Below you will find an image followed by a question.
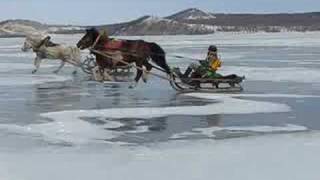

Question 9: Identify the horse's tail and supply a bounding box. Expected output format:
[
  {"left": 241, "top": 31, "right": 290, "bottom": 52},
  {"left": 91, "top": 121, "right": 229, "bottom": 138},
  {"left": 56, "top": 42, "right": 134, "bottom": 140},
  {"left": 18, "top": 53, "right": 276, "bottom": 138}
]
[{"left": 148, "top": 42, "right": 171, "bottom": 74}]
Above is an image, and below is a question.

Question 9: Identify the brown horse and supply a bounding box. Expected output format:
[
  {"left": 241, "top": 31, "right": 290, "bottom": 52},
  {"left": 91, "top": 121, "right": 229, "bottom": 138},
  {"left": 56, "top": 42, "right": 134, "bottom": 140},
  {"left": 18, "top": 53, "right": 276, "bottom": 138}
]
[{"left": 76, "top": 28, "right": 171, "bottom": 87}]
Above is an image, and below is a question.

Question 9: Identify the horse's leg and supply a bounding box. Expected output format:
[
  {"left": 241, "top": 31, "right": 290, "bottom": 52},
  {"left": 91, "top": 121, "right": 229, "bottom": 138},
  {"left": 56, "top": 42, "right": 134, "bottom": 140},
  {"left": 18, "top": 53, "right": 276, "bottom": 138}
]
[
  {"left": 92, "top": 66, "right": 103, "bottom": 82},
  {"left": 72, "top": 66, "right": 78, "bottom": 75},
  {"left": 70, "top": 60, "right": 79, "bottom": 75},
  {"left": 32, "top": 56, "right": 42, "bottom": 74},
  {"left": 103, "top": 68, "right": 114, "bottom": 81},
  {"left": 92, "top": 66, "right": 98, "bottom": 81},
  {"left": 64, "top": 58, "right": 79, "bottom": 75},
  {"left": 98, "top": 67, "right": 105, "bottom": 82},
  {"left": 129, "top": 61, "right": 143, "bottom": 88},
  {"left": 53, "top": 60, "right": 65, "bottom": 74},
  {"left": 142, "top": 60, "right": 153, "bottom": 83}
]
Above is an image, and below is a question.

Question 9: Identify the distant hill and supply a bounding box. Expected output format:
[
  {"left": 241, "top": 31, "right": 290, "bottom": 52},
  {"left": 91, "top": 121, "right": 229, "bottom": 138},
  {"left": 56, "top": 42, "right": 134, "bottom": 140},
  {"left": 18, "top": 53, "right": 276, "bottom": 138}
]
[
  {"left": 99, "top": 15, "right": 215, "bottom": 35},
  {"left": 169, "top": 10, "right": 320, "bottom": 32},
  {"left": 1, "top": 8, "right": 320, "bottom": 37},
  {"left": 98, "top": 9, "right": 320, "bottom": 35},
  {"left": 0, "top": 19, "right": 85, "bottom": 37}
]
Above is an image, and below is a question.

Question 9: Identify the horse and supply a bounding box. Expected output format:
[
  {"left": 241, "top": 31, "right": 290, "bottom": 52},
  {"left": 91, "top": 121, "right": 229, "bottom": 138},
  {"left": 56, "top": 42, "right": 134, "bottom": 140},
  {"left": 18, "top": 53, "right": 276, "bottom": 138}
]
[
  {"left": 76, "top": 28, "right": 171, "bottom": 88},
  {"left": 21, "top": 34, "right": 82, "bottom": 74}
]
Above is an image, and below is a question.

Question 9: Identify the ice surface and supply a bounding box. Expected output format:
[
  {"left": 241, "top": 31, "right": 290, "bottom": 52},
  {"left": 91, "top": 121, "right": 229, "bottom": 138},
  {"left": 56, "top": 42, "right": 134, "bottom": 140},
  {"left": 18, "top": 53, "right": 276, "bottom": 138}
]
[
  {"left": 0, "top": 52, "right": 34, "bottom": 58},
  {"left": 0, "top": 93, "right": 292, "bottom": 145},
  {"left": 128, "top": 32, "right": 320, "bottom": 47},
  {"left": 0, "top": 62, "right": 71, "bottom": 86},
  {"left": 0, "top": 132, "right": 320, "bottom": 180},
  {"left": 0, "top": 32, "right": 319, "bottom": 180},
  {"left": 0, "top": 74, "right": 72, "bottom": 86},
  {"left": 187, "top": 93, "right": 320, "bottom": 99},
  {"left": 0, "top": 45, "right": 22, "bottom": 49},
  {"left": 0, "top": 63, "right": 55, "bottom": 72},
  {"left": 221, "top": 66, "right": 320, "bottom": 83},
  {"left": 0, "top": 93, "right": 296, "bottom": 145}
]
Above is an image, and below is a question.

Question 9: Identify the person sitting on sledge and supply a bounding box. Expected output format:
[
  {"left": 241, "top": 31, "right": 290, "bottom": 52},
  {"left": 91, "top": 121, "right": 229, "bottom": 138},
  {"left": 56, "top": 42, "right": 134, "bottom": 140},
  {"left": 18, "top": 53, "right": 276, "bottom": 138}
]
[{"left": 182, "top": 45, "right": 223, "bottom": 79}]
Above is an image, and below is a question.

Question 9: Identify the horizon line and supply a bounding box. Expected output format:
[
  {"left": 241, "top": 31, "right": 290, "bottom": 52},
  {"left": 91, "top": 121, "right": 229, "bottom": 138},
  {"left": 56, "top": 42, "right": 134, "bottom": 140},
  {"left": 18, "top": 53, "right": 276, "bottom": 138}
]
[{"left": 1, "top": 8, "right": 319, "bottom": 26}]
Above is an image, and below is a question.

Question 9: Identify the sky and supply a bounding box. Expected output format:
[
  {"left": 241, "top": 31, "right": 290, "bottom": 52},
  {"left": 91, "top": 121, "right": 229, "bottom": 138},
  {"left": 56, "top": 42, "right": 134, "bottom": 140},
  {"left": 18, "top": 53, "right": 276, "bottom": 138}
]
[{"left": 0, "top": 0, "right": 319, "bottom": 25}]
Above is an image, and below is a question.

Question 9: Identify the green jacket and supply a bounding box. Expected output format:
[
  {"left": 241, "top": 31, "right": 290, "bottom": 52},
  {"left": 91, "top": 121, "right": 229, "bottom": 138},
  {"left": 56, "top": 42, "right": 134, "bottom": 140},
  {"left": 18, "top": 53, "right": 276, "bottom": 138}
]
[{"left": 198, "top": 60, "right": 222, "bottom": 78}]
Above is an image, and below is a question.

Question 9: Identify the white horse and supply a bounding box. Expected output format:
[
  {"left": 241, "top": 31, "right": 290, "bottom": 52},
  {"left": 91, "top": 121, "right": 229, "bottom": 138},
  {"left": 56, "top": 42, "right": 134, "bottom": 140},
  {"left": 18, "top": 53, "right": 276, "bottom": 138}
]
[{"left": 21, "top": 34, "right": 82, "bottom": 74}]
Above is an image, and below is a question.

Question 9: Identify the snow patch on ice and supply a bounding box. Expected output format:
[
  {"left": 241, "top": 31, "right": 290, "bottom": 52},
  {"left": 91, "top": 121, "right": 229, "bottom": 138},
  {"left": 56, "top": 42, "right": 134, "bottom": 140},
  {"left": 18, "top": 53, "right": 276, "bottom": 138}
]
[
  {"left": 42, "top": 93, "right": 290, "bottom": 120},
  {"left": 197, "top": 124, "right": 307, "bottom": 137},
  {"left": 170, "top": 124, "right": 308, "bottom": 139},
  {"left": 0, "top": 118, "right": 125, "bottom": 145}
]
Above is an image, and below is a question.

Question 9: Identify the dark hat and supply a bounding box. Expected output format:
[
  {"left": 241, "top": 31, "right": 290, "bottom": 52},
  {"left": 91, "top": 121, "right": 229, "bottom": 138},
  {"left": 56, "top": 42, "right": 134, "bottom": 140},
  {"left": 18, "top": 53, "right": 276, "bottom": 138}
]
[{"left": 208, "top": 45, "right": 217, "bottom": 52}]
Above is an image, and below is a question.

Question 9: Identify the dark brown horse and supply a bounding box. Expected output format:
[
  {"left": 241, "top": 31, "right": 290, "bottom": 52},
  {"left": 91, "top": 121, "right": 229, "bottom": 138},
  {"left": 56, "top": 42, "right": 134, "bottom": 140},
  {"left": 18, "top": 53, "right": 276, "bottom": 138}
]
[{"left": 76, "top": 28, "right": 171, "bottom": 87}]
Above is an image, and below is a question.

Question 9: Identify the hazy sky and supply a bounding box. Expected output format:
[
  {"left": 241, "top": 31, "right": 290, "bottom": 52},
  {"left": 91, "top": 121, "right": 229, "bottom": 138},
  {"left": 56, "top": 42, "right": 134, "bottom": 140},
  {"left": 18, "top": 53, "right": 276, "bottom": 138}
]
[{"left": 0, "top": 0, "right": 319, "bottom": 25}]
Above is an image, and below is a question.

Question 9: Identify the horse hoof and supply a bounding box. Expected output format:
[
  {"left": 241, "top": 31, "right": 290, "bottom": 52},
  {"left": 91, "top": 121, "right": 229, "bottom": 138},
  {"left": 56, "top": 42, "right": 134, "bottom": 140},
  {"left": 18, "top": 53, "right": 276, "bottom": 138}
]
[
  {"left": 129, "top": 82, "right": 138, "bottom": 89},
  {"left": 32, "top": 70, "right": 37, "bottom": 74},
  {"left": 53, "top": 71, "right": 59, "bottom": 74},
  {"left": 72, "top": 71, "right": 78, "bottom": 75},
  {"left": 142, "top": 72, "right": 149, "bottom": 83}
]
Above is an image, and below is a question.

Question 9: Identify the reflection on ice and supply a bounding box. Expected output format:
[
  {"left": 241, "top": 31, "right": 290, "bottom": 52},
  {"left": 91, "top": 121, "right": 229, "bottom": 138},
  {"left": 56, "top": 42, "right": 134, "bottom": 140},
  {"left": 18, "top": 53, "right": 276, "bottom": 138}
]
[{"left": 221, "top": 66, "right": 320, "bottom": 83}]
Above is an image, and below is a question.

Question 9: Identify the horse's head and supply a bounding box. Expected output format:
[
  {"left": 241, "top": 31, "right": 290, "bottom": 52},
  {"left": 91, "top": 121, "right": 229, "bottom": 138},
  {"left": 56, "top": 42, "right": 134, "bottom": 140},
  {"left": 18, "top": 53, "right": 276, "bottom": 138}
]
[
  {"left": 77, "top": 28, "right": 100, "bottom": 50},
  {"left": 21, "top": 37, "right": 34, "bottom": 52},
  {"left": 21, "top": 34, "right": 44, "bottom": 52}
]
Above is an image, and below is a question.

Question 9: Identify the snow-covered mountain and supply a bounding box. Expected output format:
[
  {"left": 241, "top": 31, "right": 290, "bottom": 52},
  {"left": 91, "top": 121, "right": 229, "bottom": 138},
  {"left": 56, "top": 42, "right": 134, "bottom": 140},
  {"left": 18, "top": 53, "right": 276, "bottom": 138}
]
[
  {"left": 107, "top": 16, "right": 215, "bottom": 35},
  {"left": 166, "top": 8, "right": 216, "bottom": 21}
]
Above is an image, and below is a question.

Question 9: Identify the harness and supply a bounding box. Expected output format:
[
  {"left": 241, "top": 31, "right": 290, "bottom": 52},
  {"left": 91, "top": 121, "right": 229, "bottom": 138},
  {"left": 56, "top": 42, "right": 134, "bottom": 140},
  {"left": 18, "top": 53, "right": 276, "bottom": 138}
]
[
  {"left": 104, "top": 39, "right": 124, "bottom": 50},
  {"left": 91, "top": 34, "right": 102, "bottom": 49}
]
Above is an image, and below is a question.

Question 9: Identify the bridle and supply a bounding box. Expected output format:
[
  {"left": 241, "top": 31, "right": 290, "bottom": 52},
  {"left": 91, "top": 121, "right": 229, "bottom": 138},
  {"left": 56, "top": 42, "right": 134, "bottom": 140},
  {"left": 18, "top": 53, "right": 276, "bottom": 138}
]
[{"left": 90, "top": 34, "right": 102, "bottom": 50}]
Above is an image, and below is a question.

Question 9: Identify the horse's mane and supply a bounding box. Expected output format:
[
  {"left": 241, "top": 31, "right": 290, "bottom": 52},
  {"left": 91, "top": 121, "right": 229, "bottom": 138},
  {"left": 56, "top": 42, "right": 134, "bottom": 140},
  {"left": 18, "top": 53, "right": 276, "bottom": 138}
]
[
  {"left": 99, "top": 30, "right": 109, "bottom": 40},
  {"left": 25, "top": 32, "right": 47, "bottom": 43},
  {"left": 87, "top": 28, "right": 109, "bottom": 41}
]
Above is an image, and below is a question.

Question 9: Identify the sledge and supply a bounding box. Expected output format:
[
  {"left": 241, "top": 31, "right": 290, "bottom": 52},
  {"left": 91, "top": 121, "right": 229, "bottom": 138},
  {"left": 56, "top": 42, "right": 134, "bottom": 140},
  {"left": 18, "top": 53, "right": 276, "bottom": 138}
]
[{"left": 170, "top": 68, "right": 245, "bottom": 92}]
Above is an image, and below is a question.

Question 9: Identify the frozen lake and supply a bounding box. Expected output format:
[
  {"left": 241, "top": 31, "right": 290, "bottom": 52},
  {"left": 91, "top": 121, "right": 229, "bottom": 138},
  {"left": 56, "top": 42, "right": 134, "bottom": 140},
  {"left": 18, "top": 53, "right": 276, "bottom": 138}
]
[{"left": 0, "top": 32, "right": 320, "bottom": 180}]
